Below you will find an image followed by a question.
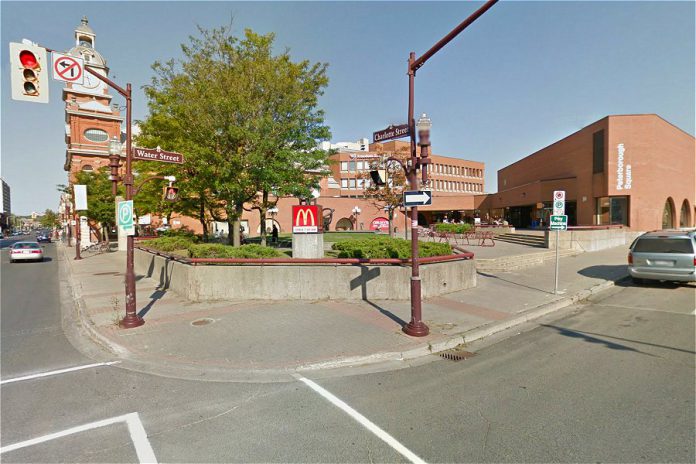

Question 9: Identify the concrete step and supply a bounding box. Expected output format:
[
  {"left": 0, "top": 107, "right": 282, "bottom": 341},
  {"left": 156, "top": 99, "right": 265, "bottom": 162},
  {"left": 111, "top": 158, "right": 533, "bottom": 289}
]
[
  {"left": 494, "top": 233, "right": 547, "bottom": 247},
  {"left": 476, "top": 249, "right": 580, "bottom": 272}
]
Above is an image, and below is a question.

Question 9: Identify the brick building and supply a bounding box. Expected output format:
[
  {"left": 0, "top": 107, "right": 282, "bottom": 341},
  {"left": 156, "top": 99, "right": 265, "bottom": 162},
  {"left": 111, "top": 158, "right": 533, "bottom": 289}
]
[{"left": 476, "top": 114, "right": 695, "bottom": 231}]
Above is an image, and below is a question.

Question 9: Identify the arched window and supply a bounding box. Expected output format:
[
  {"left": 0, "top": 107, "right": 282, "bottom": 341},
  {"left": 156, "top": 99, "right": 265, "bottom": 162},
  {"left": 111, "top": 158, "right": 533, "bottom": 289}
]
[
  {"left": 662, "top": 198, "right": 676, "bottom": 229},
  {"left": 680, "top": 199, "right": 691, "bottom": 228},
  {"left": 335, "top": 218, "right": 353, "bottom": 231},
  {"left": 81, "top": 164, "right": 94, "bottom": 172}
]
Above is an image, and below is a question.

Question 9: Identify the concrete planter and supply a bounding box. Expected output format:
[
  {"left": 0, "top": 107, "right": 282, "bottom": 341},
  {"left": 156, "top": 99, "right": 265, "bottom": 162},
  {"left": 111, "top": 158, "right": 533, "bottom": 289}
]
[
  {"left": 545, "top": 229, "right": 644, "bottom": 252},
  {"left": 135, "top": 248, "right": 477, "bottom": 301}
]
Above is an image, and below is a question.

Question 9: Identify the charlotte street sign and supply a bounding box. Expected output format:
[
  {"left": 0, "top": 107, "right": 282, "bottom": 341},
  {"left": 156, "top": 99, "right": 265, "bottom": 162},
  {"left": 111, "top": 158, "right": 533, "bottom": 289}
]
[
  {"left": 132, "top": 146, "right": 184, "bottom": 164},
  {"left": 403, "top": 190, "right": 432, "bottom": 207},
  {"left": 373, "top": 124, "right": 410, "bottom": 143},
  {"left": 550, "top": 214, "right": 568, "bottom": 230}
]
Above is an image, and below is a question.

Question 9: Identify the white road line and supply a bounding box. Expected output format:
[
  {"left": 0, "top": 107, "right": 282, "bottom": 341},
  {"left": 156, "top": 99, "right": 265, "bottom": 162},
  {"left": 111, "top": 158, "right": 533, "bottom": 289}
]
[
  {"left": 0, "top": 412, "right": 157, "bottom": 463},
  {"left": 0, "top": 361, "right": 120, "bottom": 385},
  {"left": 295, "top": 375, "right": 426, "bottom": 464}
]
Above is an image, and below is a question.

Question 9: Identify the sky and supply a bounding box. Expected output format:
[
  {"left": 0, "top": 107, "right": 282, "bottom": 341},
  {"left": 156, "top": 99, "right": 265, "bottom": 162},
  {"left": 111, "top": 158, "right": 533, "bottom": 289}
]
[{"left": 1, "top": 0, "right": 694, "bottom": 215}]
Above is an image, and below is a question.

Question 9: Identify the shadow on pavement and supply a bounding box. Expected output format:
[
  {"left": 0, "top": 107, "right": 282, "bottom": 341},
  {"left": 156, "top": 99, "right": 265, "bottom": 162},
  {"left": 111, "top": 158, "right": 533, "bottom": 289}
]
[
  {"left": 477, "top": 271, "right": 552, "bottom": 294},
  {"left": 541, "top": 324, "right": 657, "bottom": 357},
  {"left": 577, "top": 264, "right": 628, "bottom": 281},
  {"left": 349, "top": 265, "right": 407, "bottom": 327},
  {"left": 138, "top": 289, "right": 167, "bottom": 318}
]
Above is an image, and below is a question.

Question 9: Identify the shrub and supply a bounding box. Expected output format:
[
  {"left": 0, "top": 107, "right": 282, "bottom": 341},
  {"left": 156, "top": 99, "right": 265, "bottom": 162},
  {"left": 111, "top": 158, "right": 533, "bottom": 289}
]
[
  {"left": 159, "top": 226, "right": 199, "bottom": 242},
  {"left": 332, "top": 236, "right": 451, "bottom": 259},
  {"left": 142, "top": 237, "right": 195, "bottom": 253},
  {"left": 188, "top": 243, "right": 285, "bottom": 259},
  {"left": 433, "top": 223, "right": 472, "bottom": 234}
]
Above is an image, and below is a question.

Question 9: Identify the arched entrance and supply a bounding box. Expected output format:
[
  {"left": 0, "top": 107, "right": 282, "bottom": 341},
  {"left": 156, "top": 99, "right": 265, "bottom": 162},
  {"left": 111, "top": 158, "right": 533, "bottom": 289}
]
[
  {"left": 335, "top": 218, "right": 353, "bottom": 231},
  {"left": 662, "top": 198, "right": 676, "bottom": 229},
  {"left": 257, "top": 219, "right": 280, "bottom": 234},
  {"left": 680, "top": 199, "right": 691, "bottom": 228}
]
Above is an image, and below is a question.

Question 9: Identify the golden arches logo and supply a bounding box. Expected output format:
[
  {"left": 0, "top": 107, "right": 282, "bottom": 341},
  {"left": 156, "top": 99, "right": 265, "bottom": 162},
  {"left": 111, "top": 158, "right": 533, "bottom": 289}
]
[{"left": 295, "top": 208, "right": 316, "bottom": 226}]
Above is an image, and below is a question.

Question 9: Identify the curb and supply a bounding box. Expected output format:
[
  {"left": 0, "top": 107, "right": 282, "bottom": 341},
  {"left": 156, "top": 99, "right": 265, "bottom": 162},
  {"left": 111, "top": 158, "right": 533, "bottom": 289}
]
[{"left": 58, "top": 244, "right": 130, "bottom": 358}]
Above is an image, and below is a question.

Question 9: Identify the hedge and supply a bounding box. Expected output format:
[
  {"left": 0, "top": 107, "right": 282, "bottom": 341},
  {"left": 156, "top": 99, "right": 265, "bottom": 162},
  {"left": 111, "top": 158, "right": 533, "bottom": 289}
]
[
  {"left": 332, "top": 236, "right": 451, "bottom": 259},
  {"left": 142, "top": 237, "right": 195, "bottom": 253},
  {"left": 188, "top": 244, "right": 285, "bottom": 259},
  {"left": 432, "top": 223, "right": 473, "bottom": 234}
]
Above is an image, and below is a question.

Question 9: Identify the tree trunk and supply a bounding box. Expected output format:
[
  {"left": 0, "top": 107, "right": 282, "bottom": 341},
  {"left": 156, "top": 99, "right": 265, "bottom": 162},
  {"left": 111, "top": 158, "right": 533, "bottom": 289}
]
[
  {"left": 388, "top": 210, "right": 394, "bottom": 238},
  {"left": 259, "top": 191, "right": 269, "bottom": 247},
  {"left": 198, "top": 197, "right": 208, "bottom": 241}
]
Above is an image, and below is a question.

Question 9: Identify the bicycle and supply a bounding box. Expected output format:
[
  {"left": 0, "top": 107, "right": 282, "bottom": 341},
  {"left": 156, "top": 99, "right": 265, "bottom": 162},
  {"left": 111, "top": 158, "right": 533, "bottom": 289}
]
[{"left": 82, "top": 241, "right": 112, "bottom": 254}]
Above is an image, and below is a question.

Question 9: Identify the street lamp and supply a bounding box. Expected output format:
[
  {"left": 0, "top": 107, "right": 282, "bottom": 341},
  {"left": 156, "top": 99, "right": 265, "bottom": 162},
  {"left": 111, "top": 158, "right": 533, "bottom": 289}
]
[
  {"left": 352, "top": 206, "right": 361, "bottom": 230},
  {"left": 108, "top": 136, "right": 122, "bottom": 196},
  {"left": 416, "top": 113, "right": 432, "bottom": 185}
]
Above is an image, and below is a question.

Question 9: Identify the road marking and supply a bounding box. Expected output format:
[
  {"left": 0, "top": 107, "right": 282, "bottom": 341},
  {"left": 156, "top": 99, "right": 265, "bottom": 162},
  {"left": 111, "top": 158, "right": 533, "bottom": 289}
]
[
  {"left": 0, "top": 412, "right": 157, "bottom": 463},
  {"left": 596, "top": 303, "right": 695, "bottom": 316},
  {"left": 295, "top": 375, "right": 426, "bottom": 464},
  {"left": 0, "top": 361, "right": 120, "bottom": 385}
]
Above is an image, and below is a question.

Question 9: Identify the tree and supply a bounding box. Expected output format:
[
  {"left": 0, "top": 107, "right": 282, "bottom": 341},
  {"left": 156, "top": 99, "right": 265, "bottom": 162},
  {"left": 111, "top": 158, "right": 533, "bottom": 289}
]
[
  {"left": 360, "top": 146, "right": 410, "bottom": 237},
  {"left": 138, "top": 25, "right": 331, "bottom": 246},
  {"left": 39, "top": 209, "right": 60, "bottom": 229}
]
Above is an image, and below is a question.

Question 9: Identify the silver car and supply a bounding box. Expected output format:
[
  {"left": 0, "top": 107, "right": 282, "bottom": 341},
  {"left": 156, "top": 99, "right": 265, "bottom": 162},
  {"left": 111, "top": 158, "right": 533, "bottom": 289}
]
[
  {"left": 9, "top": 241, "right": 44, "bottom": 263},
  {"left": 628, "top": 230, "right": 696, "bottom": 283}
]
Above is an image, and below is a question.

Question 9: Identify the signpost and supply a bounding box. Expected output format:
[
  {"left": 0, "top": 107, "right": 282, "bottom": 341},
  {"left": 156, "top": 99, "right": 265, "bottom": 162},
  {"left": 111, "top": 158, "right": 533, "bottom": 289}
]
[
  {"left": 132, "top": 146, "right": 184, "bottom": 164},
  {"left": 552, "top": 191, "right": 566, "bottom": 294},
  {"left": 117, "top": 200, "right": 135, "bottom": 236},
  {"left": 372, "top": 124, "right": 410, "bottom": 143},
  {"left": 52, "top": 52, "right": 84, "bottom": 84},
  {"left": 403, "top": 190, "right": 432, "bottom": 207}
]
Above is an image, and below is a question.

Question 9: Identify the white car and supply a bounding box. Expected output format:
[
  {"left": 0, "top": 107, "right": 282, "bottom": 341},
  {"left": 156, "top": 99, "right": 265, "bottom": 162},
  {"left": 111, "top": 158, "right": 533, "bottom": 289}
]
[{"left": 9, "top": 241, "right": 44, "bottom": 263}]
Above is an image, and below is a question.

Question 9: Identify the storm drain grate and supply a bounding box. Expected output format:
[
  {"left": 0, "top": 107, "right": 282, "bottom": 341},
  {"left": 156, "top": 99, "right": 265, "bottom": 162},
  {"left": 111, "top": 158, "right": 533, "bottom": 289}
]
[
  {"left": 439, "top": 345, "right": 477, "bottom": 362},
  {"left": 191, "top": 318, "right": 215, "bottom": 327}
]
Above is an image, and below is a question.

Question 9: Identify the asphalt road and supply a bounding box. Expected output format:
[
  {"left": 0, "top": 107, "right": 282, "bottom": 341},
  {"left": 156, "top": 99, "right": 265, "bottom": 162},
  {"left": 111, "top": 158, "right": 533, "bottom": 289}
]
[{"left": 1, "top": 244, "right": 694, "bottom": 463}]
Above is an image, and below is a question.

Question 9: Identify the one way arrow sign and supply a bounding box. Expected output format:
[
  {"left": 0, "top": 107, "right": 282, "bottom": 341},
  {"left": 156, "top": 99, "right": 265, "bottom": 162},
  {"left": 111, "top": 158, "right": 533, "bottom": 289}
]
[{"left": 403, "top": 190, "right": 432, "bottom": 207}]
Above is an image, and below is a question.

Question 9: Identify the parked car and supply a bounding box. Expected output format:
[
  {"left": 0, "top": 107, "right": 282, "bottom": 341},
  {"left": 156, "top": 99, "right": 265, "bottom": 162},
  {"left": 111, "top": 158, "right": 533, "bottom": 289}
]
[
  {"left": 628, "top": 230, "right": 696, "bottom": 283},
  {"left": 9, "top": 241, "right": 44, "bottom": 263}
]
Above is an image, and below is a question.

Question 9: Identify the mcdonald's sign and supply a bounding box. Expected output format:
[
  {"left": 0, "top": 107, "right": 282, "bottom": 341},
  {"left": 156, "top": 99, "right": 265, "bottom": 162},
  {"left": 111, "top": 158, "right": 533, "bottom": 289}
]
[{"left": 292, "top": 205, "right": 320, "bottom": 233}]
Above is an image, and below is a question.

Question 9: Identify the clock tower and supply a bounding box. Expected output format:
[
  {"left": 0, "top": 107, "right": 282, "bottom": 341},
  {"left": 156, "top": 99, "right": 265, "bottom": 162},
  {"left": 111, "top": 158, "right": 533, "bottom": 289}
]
[{"left": 63, "top": 16, "right": 123, "bottom": 181}]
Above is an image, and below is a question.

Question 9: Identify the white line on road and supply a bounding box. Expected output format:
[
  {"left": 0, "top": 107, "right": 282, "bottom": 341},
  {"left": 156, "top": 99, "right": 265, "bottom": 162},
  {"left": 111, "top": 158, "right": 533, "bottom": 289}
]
[
  {"left": 295, "top": 375, "right": 426, "bottom": 464},
  {"left": 0, "top": 412, "right": 157, "bottom": 463},
  {"left": 0, "top": 361, "right": 120, "bottom": 385}
]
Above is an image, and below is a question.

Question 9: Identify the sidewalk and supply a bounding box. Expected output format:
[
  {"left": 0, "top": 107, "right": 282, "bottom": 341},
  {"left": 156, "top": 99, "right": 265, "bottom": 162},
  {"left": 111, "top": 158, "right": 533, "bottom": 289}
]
[{"left": 59, "top": 243, "right": 629, "bottom": 382}]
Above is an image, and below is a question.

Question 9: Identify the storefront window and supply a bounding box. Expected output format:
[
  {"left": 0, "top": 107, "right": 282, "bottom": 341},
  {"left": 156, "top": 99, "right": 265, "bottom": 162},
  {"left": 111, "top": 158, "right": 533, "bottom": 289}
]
[{"left": 596, "top": 196, "right": 628, "bottom": 226}]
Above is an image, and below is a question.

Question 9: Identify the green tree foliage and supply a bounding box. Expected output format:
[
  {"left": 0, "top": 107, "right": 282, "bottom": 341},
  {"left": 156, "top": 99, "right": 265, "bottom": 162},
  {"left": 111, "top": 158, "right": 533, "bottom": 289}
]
[
  {"left": 39, "top": 209, "right": 60, "bottom": 228},
  {"left": 137, "top": 25, "right": 331, "bottom": 246}
]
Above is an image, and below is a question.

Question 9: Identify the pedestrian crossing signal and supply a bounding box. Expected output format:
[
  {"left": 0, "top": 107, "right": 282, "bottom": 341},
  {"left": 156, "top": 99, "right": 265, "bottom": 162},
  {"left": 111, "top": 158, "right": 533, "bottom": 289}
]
[{"left": 163, "top": 186, "right": 179, "bottom": 202}]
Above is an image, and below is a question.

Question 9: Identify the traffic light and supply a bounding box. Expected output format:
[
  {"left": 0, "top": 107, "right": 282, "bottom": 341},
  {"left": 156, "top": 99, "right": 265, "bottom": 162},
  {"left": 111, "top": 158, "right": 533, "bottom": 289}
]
[
  {"left": 9, "top": 42, "right": 49, "bottom": 103},
  {"left": 163, "top": 186, "right": 179, "bottom": 202}
]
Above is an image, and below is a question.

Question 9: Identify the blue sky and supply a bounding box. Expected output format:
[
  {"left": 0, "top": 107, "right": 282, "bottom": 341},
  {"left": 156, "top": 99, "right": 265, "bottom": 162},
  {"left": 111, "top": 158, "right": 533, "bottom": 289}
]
[{"left": 2, "top": 1, "right": 694, "bottom": 215}]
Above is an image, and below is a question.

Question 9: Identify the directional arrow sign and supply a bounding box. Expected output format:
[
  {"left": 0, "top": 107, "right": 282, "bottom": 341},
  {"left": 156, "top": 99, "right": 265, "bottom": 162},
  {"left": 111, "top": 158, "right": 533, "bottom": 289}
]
[{"left": 403, "top": 190, "right": 432, "bottom": 207}]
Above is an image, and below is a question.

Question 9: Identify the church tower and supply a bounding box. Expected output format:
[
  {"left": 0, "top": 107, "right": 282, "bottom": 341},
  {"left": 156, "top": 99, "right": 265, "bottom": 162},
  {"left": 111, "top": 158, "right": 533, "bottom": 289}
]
[{"left": 63, "top": 16, "right": 123, "bottom": 181}]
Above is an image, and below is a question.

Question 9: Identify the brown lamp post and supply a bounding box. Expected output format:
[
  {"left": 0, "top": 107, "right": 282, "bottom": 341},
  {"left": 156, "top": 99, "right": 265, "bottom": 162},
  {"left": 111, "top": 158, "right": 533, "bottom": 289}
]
[
  {"left": 402, "top": 0, "right": 498, "bottom": 336},
  {"left": 108, "top": 136, "right": 122, "bottom": 196}
]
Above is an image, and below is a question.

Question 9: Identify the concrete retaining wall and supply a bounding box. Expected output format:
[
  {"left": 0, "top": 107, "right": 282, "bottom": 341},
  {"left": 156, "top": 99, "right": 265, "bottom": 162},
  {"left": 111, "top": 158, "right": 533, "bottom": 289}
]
[
  {"left": 545, "top": 229, "right": 644, "bottom": 252},
  {"left": 135, "top": 249, "right": 477, "bottom": 301}
]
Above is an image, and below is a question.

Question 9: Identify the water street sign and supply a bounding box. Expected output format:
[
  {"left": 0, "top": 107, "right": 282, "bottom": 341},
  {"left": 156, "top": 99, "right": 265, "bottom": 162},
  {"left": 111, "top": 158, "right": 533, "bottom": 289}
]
[
  {"left": 132, "top": 146, "right": 184, "bottom": 164},
  {"left": 550, "top": 214, "right": 568, "bottom": 230},
  {"left": 373, "top": 124, "right": 410, "bottom": 143},
  {"left": 403, "top": 190, "right": 432, "bottom": 207}
]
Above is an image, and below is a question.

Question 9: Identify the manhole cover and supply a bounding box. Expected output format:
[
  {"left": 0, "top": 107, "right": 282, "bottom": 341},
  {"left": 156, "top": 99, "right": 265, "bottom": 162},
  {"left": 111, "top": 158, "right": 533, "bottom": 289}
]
[
  {"left": 438, "top": 345, "right": 477, "bottom": 362},
  {"left": 191, "top": 318, "right": 215, "bottom": 327}
]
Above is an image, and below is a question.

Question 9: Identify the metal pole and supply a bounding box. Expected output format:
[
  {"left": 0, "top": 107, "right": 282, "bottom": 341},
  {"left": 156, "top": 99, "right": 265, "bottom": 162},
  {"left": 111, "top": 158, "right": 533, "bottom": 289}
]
[
  {"left": 120, "top": 83, "right": 144, "bottom": 329},
  {"left": 554, "top": 229, "right": 559, "bottom": 294},
  {"left": 74, "top": 210, "right": 81, "bottom": 260},
  {"left": 403, "top": 52, "right": 429, "bottom": 337}
]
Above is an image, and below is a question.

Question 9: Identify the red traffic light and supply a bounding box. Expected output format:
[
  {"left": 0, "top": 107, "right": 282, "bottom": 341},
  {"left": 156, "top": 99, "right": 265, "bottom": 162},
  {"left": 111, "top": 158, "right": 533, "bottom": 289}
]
[{"left": 19, "top": 50, "right": 39, "bottom": 69}]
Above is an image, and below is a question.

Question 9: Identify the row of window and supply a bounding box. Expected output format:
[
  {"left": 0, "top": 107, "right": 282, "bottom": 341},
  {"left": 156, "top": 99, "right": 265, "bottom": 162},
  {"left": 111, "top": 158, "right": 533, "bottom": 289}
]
[
  {"left": 339, "top": 160, "right": 483, "bottom": 178},
  {"left": 432, "top": 180, "right": 483, "bottom": 192}
]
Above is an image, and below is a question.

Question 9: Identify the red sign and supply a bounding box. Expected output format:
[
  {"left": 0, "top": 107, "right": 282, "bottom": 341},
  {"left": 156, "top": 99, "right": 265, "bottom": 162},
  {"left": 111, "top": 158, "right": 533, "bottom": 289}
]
[
  {"left": 292, "top": 205, "right": 320, "bottom": 233},
  {"left": 132, "top": 147, "right": 184, "bottom": 164},
  {"left": 370, "top": 217, "right": 389, "bottom": 231}
]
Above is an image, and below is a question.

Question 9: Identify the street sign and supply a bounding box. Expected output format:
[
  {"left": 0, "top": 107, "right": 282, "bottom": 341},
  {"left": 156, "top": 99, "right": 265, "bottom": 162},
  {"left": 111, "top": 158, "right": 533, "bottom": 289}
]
[
  {"left": 52, "top": 52, "right": 84, "bottom": 84},
  {"left": 403, "top": 190, "right": 432, "bottom": 207},
  {"left": 132, "top": 146, "right": 184, "bottom": 164},
  {"left": 292, "top": 205, "right": 320, "bottom": 233},
  {"left": 549, "top": 214, "right": 568, "bottom": 230},
  {"left": 117, "top": 200, "right": 134, "bottom": 236},
  {"left": 553, "top": 190, "right": 565, "bottom": 216},
  {"left": 373, "top": 124, "right": 410, "bottom": 143}
]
